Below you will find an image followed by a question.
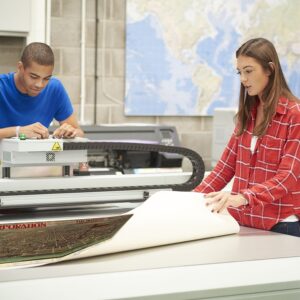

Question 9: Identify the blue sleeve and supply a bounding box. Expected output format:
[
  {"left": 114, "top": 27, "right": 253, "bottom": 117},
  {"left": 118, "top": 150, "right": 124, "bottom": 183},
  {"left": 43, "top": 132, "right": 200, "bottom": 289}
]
[{"left": 52, "top": 79, "right": 74, "bottom": 122}]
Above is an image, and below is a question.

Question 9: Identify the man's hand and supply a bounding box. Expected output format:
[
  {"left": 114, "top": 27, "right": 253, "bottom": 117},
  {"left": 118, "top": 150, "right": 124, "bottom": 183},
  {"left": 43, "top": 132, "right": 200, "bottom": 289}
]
[
  {"left": 52, "top": 123, "right": 80, "bottom": 138},
  {"left": 19, "top": 122, "right": 49, "bottom": 139},
  {"left": 204, "top": 191, "right": 248, "bottom": 213}
]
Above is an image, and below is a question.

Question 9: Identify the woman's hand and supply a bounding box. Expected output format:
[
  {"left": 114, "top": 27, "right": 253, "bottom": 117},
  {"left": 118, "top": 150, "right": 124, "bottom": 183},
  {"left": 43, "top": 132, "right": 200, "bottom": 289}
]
[{"left": 204, "top": 191, "right": 248, "bottom": 213}]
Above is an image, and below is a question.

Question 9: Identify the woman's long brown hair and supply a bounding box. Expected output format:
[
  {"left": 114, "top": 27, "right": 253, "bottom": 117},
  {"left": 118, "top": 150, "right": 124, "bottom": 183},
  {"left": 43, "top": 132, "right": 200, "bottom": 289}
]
[{"left": 235, "top": 38, "right": 297, "bottom": 136}]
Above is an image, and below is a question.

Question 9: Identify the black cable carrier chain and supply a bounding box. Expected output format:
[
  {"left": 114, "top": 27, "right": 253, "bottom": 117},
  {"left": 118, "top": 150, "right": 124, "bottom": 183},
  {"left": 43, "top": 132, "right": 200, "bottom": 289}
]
[{"left": 0, "top": 141, "right": 205, "bottom": 196}]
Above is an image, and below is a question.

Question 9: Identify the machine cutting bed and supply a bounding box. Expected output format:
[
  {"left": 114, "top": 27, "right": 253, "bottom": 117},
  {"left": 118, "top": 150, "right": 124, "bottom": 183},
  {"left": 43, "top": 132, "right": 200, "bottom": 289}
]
[{"left": 0, "top": 137, "right": 205, "bottom": 210}]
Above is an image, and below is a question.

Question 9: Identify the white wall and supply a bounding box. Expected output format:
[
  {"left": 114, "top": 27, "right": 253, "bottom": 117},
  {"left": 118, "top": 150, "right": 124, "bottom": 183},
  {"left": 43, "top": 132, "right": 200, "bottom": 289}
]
[
  {"left": 0, "top": 0, "right": 30, "bottom": 36},
  {"left": 0, "top": 0, "right": 47, "bottom": 43}
]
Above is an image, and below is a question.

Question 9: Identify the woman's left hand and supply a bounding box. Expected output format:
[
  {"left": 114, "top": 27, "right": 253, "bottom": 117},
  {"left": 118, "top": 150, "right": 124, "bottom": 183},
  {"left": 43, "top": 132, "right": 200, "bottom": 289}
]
[{"left": 204, "top": 191, "right": 248, "bottom": 213}]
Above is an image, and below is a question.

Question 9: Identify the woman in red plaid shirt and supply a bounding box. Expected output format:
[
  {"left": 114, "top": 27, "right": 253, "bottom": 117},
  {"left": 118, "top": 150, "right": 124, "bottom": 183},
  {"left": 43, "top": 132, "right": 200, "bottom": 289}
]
[{"left": 194, "top": 38, "right": 300, "bottom": 237}]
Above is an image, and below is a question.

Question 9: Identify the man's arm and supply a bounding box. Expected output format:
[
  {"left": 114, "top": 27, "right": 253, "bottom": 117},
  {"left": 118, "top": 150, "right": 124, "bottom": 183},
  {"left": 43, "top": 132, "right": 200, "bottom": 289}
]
[
  {"left": 0, "top": 127, "right": 19, "bottom": 139},
  {"left": 52, "top": 113, "right": 84, "bottom": 138},
  {"left": 0, "top": 123, "right": 49, "bottom": 139}
]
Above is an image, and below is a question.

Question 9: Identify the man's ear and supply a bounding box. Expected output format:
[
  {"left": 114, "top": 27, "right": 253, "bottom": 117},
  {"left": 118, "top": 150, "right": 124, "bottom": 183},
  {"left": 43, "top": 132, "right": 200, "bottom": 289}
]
[{"left": 17, "top": 61, "right": 24, "bottom": 72}]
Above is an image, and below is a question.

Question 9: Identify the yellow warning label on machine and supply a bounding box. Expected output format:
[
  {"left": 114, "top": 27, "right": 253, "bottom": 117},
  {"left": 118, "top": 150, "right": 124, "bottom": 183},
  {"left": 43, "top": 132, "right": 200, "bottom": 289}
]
[{"left": 52, "top": 142, "right": 62, "bottom": 151}]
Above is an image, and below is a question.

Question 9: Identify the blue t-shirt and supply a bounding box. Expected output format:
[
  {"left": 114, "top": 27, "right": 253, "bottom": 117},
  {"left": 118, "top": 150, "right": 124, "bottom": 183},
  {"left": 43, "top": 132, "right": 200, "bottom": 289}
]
[{"left": 0, "top": 72, "right": 73, "bottom": 128}]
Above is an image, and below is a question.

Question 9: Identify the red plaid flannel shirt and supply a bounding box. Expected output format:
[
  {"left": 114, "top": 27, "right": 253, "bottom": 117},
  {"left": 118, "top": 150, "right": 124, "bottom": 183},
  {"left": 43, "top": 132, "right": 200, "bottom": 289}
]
[{"left": 195, "top": 97, "right": 300, "bottom": 230}]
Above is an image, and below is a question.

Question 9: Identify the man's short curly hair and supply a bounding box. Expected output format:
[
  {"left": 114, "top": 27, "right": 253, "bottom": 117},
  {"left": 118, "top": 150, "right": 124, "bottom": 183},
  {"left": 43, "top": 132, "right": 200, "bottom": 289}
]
[{"left": 21, "top": 42, "right": 54, "bottom": 68}]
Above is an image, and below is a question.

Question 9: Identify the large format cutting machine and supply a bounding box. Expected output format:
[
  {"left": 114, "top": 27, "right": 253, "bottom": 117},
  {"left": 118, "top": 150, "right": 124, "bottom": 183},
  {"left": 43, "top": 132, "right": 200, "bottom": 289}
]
[{"left": 0, "top": 132, "right": 204, "bottom": 210}]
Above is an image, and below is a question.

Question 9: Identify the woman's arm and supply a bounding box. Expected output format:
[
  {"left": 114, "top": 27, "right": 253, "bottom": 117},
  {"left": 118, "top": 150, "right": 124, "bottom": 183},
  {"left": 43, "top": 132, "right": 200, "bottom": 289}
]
[{"left": 194, "top": 131, "right": 238, "bottom": 193}]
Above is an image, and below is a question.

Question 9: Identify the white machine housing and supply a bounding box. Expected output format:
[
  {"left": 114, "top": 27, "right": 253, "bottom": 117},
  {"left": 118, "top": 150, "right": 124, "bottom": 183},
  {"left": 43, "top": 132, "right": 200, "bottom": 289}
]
[
  {"left": 0, "top": 137, "right": 191, "bottom": 209},
  {"left": 0, "top": 137, "right": 87, "bottom": 178}
]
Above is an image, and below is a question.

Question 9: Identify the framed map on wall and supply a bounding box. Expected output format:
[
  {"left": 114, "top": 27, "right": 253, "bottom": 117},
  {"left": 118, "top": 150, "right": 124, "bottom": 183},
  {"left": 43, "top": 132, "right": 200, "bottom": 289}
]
[{"left": 125, "top": 0, "right": 300, "bottom": 116}]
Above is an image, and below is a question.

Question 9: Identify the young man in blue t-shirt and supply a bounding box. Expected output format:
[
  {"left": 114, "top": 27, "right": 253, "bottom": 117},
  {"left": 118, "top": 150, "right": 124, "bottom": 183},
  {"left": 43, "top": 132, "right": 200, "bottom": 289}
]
[{"left": 0, "top": 42, "right": 84, "bottom": 139}]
